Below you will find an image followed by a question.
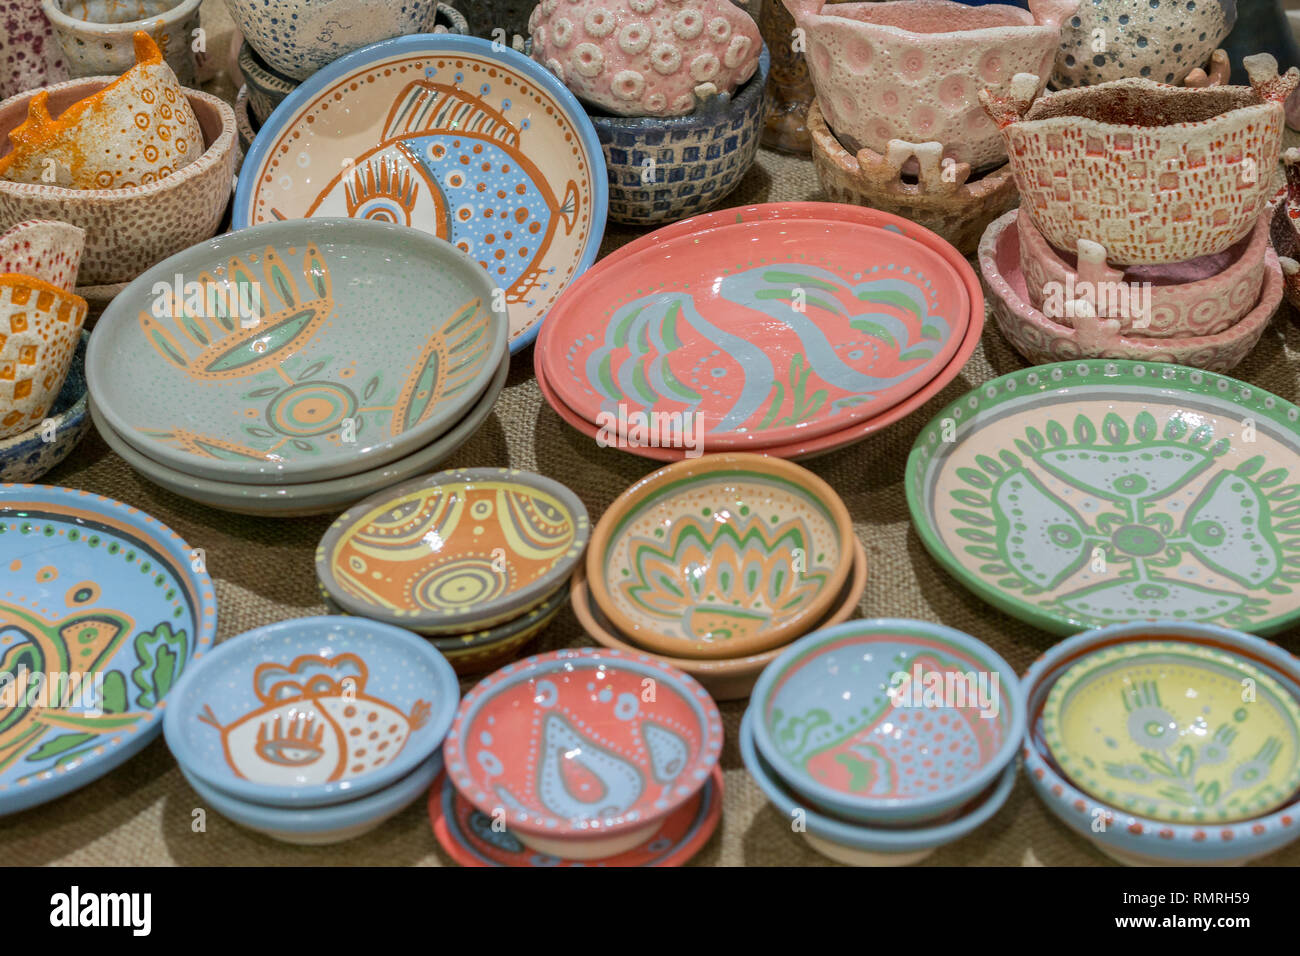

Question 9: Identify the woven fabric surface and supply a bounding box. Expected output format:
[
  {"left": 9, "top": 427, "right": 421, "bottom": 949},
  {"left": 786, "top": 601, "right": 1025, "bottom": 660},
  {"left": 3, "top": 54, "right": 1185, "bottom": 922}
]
[{"left": 8, "top": 2, "right": 1300, "bottom": 866}]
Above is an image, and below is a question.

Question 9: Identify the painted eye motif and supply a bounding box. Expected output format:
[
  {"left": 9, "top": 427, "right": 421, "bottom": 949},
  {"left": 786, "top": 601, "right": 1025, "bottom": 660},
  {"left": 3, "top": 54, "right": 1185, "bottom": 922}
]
[
  {"left": 344, "top": 157, "right": 419, "bottom": 226},
  {"left": 255, "top": 713, "right": 326, "bottom": 766}
]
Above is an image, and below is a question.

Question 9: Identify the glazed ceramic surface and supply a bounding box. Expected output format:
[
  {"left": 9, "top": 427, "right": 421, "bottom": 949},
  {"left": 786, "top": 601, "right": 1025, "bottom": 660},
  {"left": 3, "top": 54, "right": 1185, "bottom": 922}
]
[
  {"left": 235, "top": 34, "right": 607, "bottom": 353},
  {"left": 0, "top": 483, "right": 217, "bottom": 815},
  {"left": 1053, "top": 0, "right": 1236, "bottom": 89},
  {"left": 750, "top": 618, "right": 1022, "bottom": 823},
  {"left": 785, "top": 0, "right": 1076, "bottom": 170},
  {"left": 88, "top": 218, "right": 506, "bottom": 485},
  {"left": 529, "top": 0, "right": 762, "bottom": 116},
  {"left": 43, "top": 0, "right": 202, "bottom": 85},
  {"left": 225, "top": 0, "right": 442, "bottom": 80},
  {"left": 908, "top": 359, "right": 1300, "bottom": 637},
  {"left": 0, "top": 79, "right": 237, "bottom": 287},
  {"left": 0, "top": 0, "right": 68, "bottom": 100},
  {"left": 1275, "top": 157, "right": 1300, "bottom": 310},
  {"left": 572, "top": 536, "right": 866, "bottom": 702},
  {"left": 982, "top": 211, "right": 1282, "bottom": 373},
  {"left": 1016, "top": 207, "right": 1270, "bottom": 339},
  {"left": 1023, "top": 621, "right": 1300, "bottom": 865},
  {"left": 0, "top": 273, "right": 87, "bottom": 439},
  {"left": 593, "top": 44, "right": 768, "bottom": 225},
  {"left": 0, "top": 33, "right": 202, "bottom": 190},
  {"left": 237, "top": 41, "right": 296, "bottom": 127},
  {"left": 588, "top": 453, "right": 853, "bottom": 659},
  {"left": 740, "top": 710, "right": 1017, "bottom": 866},
  {"left": 986, "top": 61, "right": 1296, "bottom": 265},
  {"left": 0, "top": 219, "right": 82, "bottom": 290},
  {"left": 1043, "top": 640, "right": 1300, "bottom": 824},
  {"left": 89, "top": 351, "right": 508, "bottom": 517},
  {"left": 539, "top": 201, "right": 984, "bottom": 461},
  {"left": 164, "top": 615, "right": 458, "bottom": 807},
  {"left": 317, "top": 468, "right": 589, "bottom": 634},
  {"left": 0, "top": 332, "right": 88, "bottom": 482},
  {"left": 444, "top": 648, "right": 724, "bottom": 844},
  {"left": 430, "top": 764, "right": 721, "bottom": 866},
  {"left": 184, "top": 752, "right": 442, "bottom": 846},
  {"left": 538, "top": 215, "right": 969, "bottom": 449}
]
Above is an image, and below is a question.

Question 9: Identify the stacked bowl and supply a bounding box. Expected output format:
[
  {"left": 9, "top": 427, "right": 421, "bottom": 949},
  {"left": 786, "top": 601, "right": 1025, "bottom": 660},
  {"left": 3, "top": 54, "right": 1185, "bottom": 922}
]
[
  {"left": 432, "top": 648, "right": 725, "bottom": 866},
  {"left": 574, "top": 452, "right": 866, "bottom": 701},
  {"left": 979, "top": 56, "right": 1295, "bottom": 372},
  {"left": 163, "top": 616, "right": 460, "bottom": 845},
  {"left": 740, "top": 618, "right": 1024, "bottom": 865},
  {"left": 85, "top": 218, "right": 509, "bottom": 516},
  {"left": 1024, "top": 621, "right": 1300, "bottom": 866},
  {"left": 316, "top": 468, "right": 590, "bottom": 676}
]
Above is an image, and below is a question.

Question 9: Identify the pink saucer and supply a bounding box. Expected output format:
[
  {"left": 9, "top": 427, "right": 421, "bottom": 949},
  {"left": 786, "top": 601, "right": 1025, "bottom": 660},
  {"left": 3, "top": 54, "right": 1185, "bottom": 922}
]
[{"left": 428, "top": 765, "right": 723, "bottom": 867}]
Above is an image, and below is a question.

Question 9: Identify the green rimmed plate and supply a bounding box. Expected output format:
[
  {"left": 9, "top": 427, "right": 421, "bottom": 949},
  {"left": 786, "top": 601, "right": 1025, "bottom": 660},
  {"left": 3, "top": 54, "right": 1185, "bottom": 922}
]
[
  {"left": 905, "top": 359, "right": 1300, "bottom": 635},
  {"left": 1042, "top": 640, "right": 1300, "bottom": 824}
]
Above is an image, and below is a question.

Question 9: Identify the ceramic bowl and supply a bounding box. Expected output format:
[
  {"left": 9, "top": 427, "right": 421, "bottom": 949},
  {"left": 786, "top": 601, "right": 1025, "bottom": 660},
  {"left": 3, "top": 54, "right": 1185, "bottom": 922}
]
[
  {"left": 1017, "top": 207, "right": 1270, "bottom": 339},
  {"left": 1052, "top": 0, "right": 1236, "bottom": 89},
  {"left": 234, "top": 85, "right": 256, "bottom": 156},
  {"left": 0, "top": 78, "right": 236, "bottom": 287},
  {"left": 237, "top": 41, "right": 295, "bottom": 127},
  {"left": 0, "top": 273, "right": 87, "bottom": 439},
  {"left": 227, "top": 0, "right": 443, "bottom": 80},
  {"left": 1043, "top": 639, "right": 1300, "bottom": 825},
  {"left": 0, "top": 0, "right": 68, "bottom": 100},
  {"left": 428, "top": 2, "right": 468, "bottom": 36},
  {"left": 183, "top": 751, "right": 443, "bottom": 846},
  {"left": 234, "top": 34, "right": 607, "bottom": 354},
  {"left": 444, "top": 647, "right": 724, "bottom": 860},
  {"left": 906, "top": 358, "right": 1300, "bottom": 637},
  {"left": 0, "top": 331, "right": 89, "bottom": 481},
  {"left": 784, "top": 0, "right": 1075, "bottom": 171},
  {"left": 429, "top": 764, "right": 723, "bottom": 867},
  {"left": 1023, "top": 621, "right": 1300, "bottom": 865},
  {"left": 749, "top": 618, "right": 1023, "bottom": 824},
  {"left": 981, "top": 211, "right": 1282, "bottom": 373},
  {"left": 316, "top": 467, "right": 590, "bottom": 635},
  {"left": 984, "top": 58, "right": 1296, "bottom": 265},
  {"left": 741, "top": 710, "right": 1017, "bottom": 866},
  {"left": 88, "top": 217, "right": 508, "bottom": 485},
  {"left": 0, "top": 218, "right": 82, "bottom": 289},
  {"left": 164, "top": 615, "right": 459, "bottom": 808},
  {"left": 587, "top": 44, "right": 768, "bottom": 226},
  {"left": 587, "top": 453, "right": 855, "bottom": 660},
  {"left": 42, "top": 0, "right": 202, "bottom": 85},
  {"left": 572, "top": 536, "right": 866, "bottom": 702},
  {"left": 88, "top": 350, "right": 508, "bottom": 517},
  {"left": 0, "top": 482, "right": 217, "bottom": 816},
  {"left": 1276, "top": 147, "right": 1300, "bottom": 310}
]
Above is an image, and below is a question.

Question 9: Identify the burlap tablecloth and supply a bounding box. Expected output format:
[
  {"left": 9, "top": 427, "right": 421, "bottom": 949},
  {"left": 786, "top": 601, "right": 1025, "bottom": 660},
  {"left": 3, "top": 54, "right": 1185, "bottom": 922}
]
[{"left": 8, "top": 2, "right": 1300, "bottom": 866}]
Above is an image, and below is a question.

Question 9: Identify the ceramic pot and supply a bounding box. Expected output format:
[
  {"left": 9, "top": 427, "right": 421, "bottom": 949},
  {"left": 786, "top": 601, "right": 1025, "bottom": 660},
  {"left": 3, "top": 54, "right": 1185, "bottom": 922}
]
[
  {"left": 0, "top": 273, "right": 85, "bottom": 438},
  {"left": 0, "top": 218, "right": 82, "bottom": 289},
  {"left": 529, "top": 0, "right": 763, "bottom": 117},
  {"left": 980, "top": 210, "right": 1283, "bottom": 373},
  {"left": 1052, "top": 0, "right": 1236, "bottom": 89},
  {"left": 224, "top": 0, "right": 443, "bottom": 80},
  {"left": 1017, "top": 207, "right": 1271, "bottom": 338},
  {"left": 42, "top": 0, "right": 202, "bottom": 86},
  {"left": 759, "top": 0, "right": 811, "bottom": 153},
  {"left": 0, "top": 330, "right": 87, "bottom": 481},
  {"left": 237, "top": 40, "right": 295, "bottom": 126},
  {"left": 591, "top": 43, "right": 768, "bottom": 225},
  {"left": 0, "top": 77, "right": 236, "bottom": 286},
  {"left": 0, "top": 0, "right": 68, "bottom": 99},
  {"left": 233, "top": 84, "right": 256, "bottom": 155},
  {"left": 785, "top": 0, "right": 1078, "bottom": 172},
  {"left": 807, "top": 99, "right": 1018, "bottom": 257},
  {"left": 1275, "top": 147, "right": 1300, "bottom": 311},
  {"left": 985, "top": 57, "right": 1298, "bottom": 265}
]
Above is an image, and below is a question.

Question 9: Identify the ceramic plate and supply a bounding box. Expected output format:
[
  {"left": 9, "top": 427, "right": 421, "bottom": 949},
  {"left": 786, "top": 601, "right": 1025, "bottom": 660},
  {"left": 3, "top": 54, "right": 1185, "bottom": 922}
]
[
  {"left": 749, "top": 618, "right": 1023, "bottom": 824},
  {"left": 1043, "top": 640, "right": 1300, "bottom": 824},
  {"left": 536, "top": 215, "right": 969, "bottom": 450},
  {"left": 537, "top": 202, "right": 983, "bottom": 461},
  {"left": 586, "top": 453, "right": 854, "bottom": 660},
  {"left": 444, "top": 648, "right": 723, "bottom": 842},
  {"left": 0, "top": 484, "right": 218, "bottom": 816},
  {"left": 316, "top": 468, "right": 589, "bottom": 634},
  {"left": 87, "top": 217, "right": 507, "bottom": 485},
  {"left": 234, "top": 34, "right": 607, "bottom": 352},
  {"left": 89, "top": 351, "right": 509, "bottom": 517},
  {"left": 907, "top": 359, "right": 1300, "bottom": 636},
  {"left": 429, "top": 764, "right": 721, "bottom": 867},
  {"left": 163, "top": 615, "right": 459, "bottom": 807}
]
